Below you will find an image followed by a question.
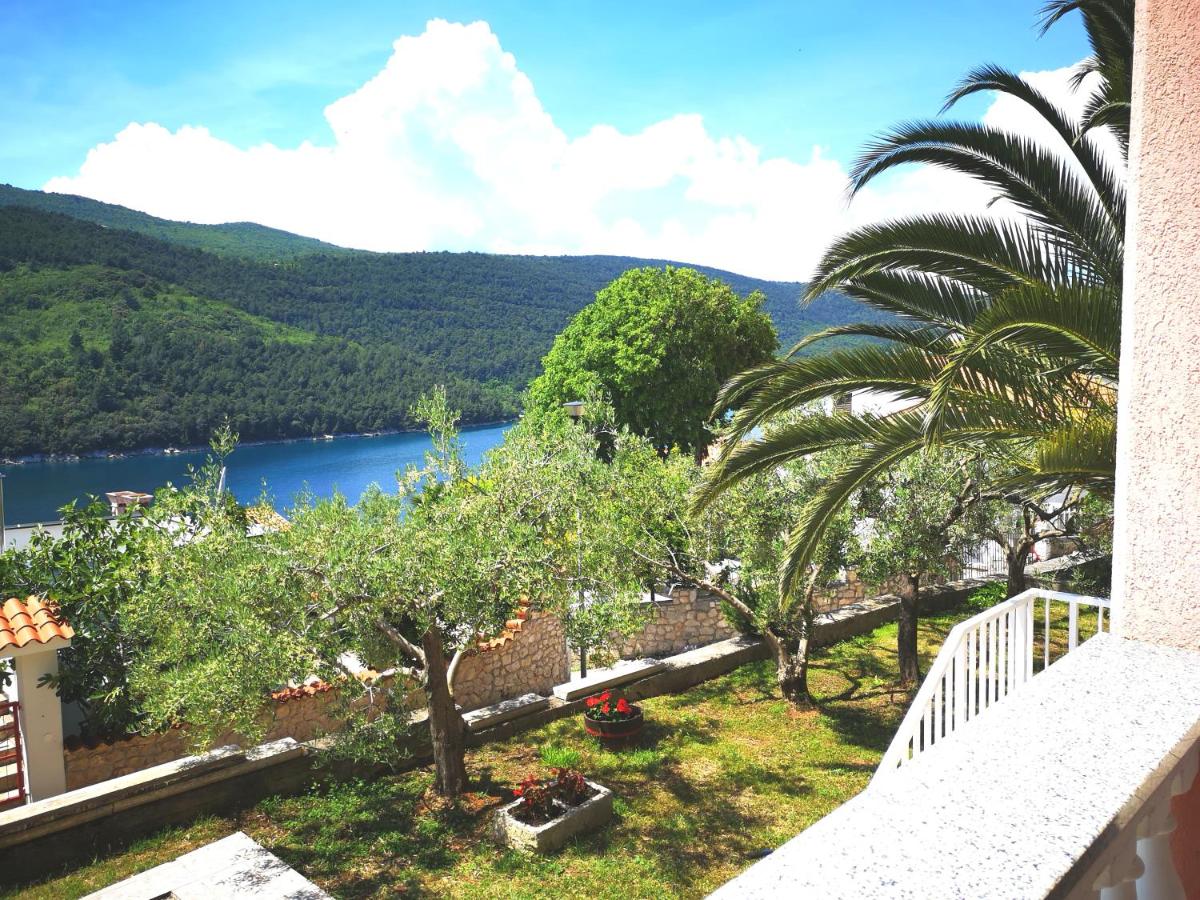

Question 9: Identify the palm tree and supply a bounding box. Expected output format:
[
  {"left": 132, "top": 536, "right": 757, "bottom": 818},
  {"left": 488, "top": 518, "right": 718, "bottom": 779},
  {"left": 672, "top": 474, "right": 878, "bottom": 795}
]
[{"left": 695, "top": 1, "right": 1132, "bottom": 682}]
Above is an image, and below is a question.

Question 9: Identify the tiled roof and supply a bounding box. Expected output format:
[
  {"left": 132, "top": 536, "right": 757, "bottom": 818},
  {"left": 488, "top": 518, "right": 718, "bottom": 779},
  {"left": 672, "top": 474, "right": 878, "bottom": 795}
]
[
  {"left": 271, "top": 680, "right": 334, "bottom": 703},
  {"left": 245, "top": 504, "right": 291, "bottom": 535},
  {"left": 0, "top": 596, "right": 74, "bottom": 653},
  {"left": 474, "top": 601, "right": 532, "bottom": 653}
]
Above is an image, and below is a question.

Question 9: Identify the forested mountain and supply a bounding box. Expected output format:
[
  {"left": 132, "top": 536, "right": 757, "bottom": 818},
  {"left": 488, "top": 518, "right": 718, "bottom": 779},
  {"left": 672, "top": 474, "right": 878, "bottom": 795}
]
[
  {"left": 0, "top": 184, "right": 346, "bottom": 259},
  {"left": 0, "top": 193, "right": 891, "bottom": 457}
]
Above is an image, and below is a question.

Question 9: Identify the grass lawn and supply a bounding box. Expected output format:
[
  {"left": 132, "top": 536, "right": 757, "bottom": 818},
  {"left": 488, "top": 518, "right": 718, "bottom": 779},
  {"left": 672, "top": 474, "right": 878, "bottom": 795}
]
[{"left": 8, "top": 604, "right": 980, "bottom": 899}]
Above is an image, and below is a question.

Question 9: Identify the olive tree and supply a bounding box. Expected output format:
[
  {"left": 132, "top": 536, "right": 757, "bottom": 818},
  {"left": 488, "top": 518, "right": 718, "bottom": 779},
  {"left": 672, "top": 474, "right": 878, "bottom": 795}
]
[
  {"left": 127, "top": 392, "right": 662, "bottom": 796},
  {"left": 854, "top": 450, "right": 991, "bottom": 685},
  {"left": 619, "top": 438, "right": 859, "bottom": 705}
]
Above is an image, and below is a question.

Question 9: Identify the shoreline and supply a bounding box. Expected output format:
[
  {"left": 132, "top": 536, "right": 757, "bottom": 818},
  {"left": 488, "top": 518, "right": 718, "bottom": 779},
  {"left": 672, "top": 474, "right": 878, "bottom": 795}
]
[{"left": 1, "top": 419, "right": 517, "bottom": 467}]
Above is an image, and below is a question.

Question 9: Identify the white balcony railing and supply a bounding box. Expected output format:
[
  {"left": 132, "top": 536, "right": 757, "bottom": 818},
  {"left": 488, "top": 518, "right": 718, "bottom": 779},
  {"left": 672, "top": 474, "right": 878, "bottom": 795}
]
[{"left": 874, "top": 588, "right": 1110, "bottom": 783}]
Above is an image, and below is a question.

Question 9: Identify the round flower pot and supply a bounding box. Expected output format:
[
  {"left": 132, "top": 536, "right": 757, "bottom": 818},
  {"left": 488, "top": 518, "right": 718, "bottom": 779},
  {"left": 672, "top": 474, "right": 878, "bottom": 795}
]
[{"left": 583, "top": 706, "right": 644, "bottom": 744}]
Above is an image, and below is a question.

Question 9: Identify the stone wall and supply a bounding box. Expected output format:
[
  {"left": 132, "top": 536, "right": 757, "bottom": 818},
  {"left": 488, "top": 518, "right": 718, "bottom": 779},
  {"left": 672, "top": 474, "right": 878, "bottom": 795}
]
[
  {"left": 452, "top": 609, "right": 569, "bottom": 712},
  {"left": 813, "top": 570, "right": 953, "bottom": 614},
  {"left": 614, "top": 588, "right": 738, "bottom": 658},
  {"left": 65, "top": 681, "right": 358, "bottom": 791}
]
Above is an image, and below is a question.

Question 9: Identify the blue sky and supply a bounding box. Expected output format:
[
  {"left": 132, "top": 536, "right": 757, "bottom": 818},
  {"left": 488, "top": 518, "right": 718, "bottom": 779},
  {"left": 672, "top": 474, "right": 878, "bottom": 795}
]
[{"left": 1, "top": 1, "right": 1091, "bottom": 279}]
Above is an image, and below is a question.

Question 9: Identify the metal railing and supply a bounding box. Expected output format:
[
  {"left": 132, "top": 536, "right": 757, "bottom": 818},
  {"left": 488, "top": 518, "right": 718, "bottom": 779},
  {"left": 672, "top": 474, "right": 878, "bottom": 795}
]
[{"left": 873, "top": 588, "right": 1110, "bottom": 784}]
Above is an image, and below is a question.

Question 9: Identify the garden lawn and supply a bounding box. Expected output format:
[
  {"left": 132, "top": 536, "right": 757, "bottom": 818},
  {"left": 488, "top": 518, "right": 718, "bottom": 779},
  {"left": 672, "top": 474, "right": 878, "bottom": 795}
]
[{"left": 8, "top": 603, "right": 979, "bottom": 899}]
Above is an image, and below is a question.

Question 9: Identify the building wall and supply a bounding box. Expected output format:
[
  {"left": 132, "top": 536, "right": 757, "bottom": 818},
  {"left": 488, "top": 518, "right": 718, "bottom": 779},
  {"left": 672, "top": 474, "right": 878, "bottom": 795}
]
[{"left": 1111, "top": 0, "right": 1200, "bottom": 649}]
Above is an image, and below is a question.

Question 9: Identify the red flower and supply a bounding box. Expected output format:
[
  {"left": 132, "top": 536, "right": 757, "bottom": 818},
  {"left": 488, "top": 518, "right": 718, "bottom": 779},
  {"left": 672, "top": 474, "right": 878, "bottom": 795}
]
[
  {"left": 598, "top": 690, "right": 611, "bottom": 702},
  {"left": 601, "top": 702, "right": 610, "bottom": 714},
  {"left": 513, "top": 786, "right": 523, "bottom": 797},
  {"left": 585, "top": 696, "right": 599, "bottom": 708},
  {"left": 616, "top": 698, "right": 631, "bottom": 714}
]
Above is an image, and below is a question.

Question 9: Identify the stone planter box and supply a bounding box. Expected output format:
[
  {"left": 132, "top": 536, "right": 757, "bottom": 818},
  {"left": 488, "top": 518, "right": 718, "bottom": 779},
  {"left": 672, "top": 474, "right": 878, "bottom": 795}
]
[{"left": 492, "top": 780, "right": 613, "bottom": 853}]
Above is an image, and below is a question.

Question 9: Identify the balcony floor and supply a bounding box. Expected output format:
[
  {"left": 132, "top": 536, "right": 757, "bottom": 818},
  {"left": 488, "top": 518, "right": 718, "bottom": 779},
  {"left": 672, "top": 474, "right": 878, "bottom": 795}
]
[{"left": 710, "top": 633, "right": 1200, "bottom": 899}]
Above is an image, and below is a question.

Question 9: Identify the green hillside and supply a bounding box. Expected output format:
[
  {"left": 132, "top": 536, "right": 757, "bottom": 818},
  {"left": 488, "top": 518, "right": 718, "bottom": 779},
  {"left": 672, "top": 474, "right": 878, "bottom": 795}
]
[
  {"left": 0, "top": 197, "right": 890, "bottom": 457},
  {"left": 0, "top": 184, "right": 348, "bottom": 260}
]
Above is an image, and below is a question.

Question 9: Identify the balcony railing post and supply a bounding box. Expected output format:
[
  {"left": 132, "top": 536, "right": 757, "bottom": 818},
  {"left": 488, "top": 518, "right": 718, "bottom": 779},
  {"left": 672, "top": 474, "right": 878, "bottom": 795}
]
[
  {"left": 1094, "top": 834, "right": 1144, "bottom": 900},
  {"left": 873, "top": 590, "right": 1112, "bottom": 786},
  {"left": 954, "top": 642, "right": 967, "bottom": 731}
]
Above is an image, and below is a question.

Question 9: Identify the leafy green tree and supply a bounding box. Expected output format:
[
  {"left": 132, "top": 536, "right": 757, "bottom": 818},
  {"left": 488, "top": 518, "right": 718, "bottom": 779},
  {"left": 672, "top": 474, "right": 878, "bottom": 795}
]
[
  {"left": 697, "top": 2, "right": 1129, "bottom": 601},
  {"left": 853, "top": 451, "right": 991, "bottom": 684},
  {"left": 0, "top": 501, "right": 150, "bottom": 738},
  {"left": 125, "top": 392, "right": 667, "bottom": 797},
  {"left": 527, "top": 266, "right": 777, "bottom": 454},
  {"left": 620, "top": 436, "right": 858, "bottom": 704}
]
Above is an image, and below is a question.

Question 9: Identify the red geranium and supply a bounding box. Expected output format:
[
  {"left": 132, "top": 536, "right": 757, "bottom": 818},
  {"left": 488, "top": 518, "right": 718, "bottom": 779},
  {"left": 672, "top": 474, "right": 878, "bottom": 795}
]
[{"left": 583, "top": 689, "right": 638, "bottom": 722}]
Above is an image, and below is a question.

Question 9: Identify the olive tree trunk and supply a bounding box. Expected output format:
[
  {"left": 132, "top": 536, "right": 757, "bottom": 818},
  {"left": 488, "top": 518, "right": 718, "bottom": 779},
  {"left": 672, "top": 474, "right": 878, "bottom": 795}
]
[
  {"left": 897, "top": 572, "right": 922, "bottom": 686},
  {"left": 421, "top": 627, "right": 468, "bottom": 797},
  {"left": 1007, "top": 538, "right": 1035, "bottom": 599},
  {"left": 767, "top": 631, "right": 812, "bottom": 705}
]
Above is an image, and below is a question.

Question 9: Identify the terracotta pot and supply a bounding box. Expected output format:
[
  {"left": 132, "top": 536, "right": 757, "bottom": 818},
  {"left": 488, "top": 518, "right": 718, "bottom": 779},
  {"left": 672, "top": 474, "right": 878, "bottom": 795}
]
[{"left": 583, "top": 706, "right": 644, "bottom": 743}]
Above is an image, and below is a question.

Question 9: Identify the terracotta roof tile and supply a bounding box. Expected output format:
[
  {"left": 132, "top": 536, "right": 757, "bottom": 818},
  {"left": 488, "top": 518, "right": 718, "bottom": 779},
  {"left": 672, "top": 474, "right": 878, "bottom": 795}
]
[
  {"left": 246, "top": 505, "right": 290, "bottom": 533},
  {"left": 0, "top": 597, "right": 74, "bottom": 653},
  {"left": 271, "top": 679, "right": 334, "bottom": 703}
]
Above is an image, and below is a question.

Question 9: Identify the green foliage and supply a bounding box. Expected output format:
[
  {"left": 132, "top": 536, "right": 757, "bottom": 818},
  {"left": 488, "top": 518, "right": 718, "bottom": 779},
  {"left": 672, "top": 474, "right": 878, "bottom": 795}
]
[
  {"left": 965, "top": 580, "right": 1007, "bottom": 613},
  {"left": 853, "top": 450, "right": 987, "bottom": 586},
  {"left": 0, "top": 202, "right": 883, "bottom": 457},
  {"left": 120, "top": 394, "right": 683, "bottom": 762},
  {"left": 528, "top": 266, "right": 778, "bottom": 452},
  {"left": 698, "top": 3, "right": 1129, "bottom": 590},
  {"left": 697, "top": 443, "right": 858, "bottom": 639},
  {"left": 0, "top": 500, "right": 152, "bottom": 737}
]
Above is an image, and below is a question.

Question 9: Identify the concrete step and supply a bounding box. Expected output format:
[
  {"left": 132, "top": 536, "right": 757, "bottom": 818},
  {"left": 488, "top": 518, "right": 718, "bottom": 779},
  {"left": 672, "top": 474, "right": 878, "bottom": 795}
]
[
  {"left": 552, "top": 658, "right": 667, "bottom": 702},
  {"left": 463, "top": 693, "right": 550, "bottom": 732}
]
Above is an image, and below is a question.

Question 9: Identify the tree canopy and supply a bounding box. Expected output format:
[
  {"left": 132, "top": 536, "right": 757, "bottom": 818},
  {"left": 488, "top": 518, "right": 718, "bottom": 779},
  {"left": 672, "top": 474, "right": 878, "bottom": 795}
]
[
  {"left": 526, "top": 266, "right": 777, "bottom": 453},
  {"left": 696, "top": 1, "right": 1128, "bottom": 599}
]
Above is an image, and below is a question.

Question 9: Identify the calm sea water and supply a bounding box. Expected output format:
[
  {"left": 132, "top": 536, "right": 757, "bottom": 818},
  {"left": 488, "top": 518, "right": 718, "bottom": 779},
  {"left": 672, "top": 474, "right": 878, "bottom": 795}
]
[{"left": 0, "top": 424, "right": 511, "bottom": 526}]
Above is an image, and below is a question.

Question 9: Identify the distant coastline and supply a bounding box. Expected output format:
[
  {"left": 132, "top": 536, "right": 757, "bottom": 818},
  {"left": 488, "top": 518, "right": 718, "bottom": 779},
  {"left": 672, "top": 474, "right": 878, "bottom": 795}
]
[{"left": 1, "top": 419, "right": 518, "bottom": 467}]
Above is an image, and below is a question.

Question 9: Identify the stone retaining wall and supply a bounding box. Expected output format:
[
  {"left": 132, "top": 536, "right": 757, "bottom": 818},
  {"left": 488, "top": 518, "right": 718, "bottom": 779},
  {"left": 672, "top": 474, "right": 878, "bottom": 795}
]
[
  {"left": 813, "top": 570, "right": 953, "bottom": 614},
  {"left": 452, "top": 610, "right": 569, "bottom": 712},
  {"left": 63, "top": 683, "right": 349, "bottom": 791},
  {"left": 614, "top": 588, "right": 738, "bottom": 658}
]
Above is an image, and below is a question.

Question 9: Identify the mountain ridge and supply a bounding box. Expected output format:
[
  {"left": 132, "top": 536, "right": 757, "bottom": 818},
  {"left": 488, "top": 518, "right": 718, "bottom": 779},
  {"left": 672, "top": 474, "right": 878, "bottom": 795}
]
[{"left": 0, "top": 190, "right": 887, "bottom": 457}]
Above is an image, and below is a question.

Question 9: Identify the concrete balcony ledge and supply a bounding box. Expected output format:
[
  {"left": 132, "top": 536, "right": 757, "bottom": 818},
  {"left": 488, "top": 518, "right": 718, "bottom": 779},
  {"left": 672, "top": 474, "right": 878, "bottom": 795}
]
[{"left": 710, "top": 634, "right": 1200, "bottom": 899}]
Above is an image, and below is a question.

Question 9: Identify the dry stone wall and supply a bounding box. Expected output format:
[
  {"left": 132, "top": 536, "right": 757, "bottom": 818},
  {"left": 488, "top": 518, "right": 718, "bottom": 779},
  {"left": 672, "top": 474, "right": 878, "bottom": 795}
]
[
  {"left": 63, "top": 683, "right": 348, "bottom": 791},
  {"left": 614, "top": 588, "right": 738, "bottom": 658},
  {"left": 813, "top": 570, "right": 953, "bottom": 614},
  {"left": 452, "top": 609, "right": 569, "bottom": 712}
]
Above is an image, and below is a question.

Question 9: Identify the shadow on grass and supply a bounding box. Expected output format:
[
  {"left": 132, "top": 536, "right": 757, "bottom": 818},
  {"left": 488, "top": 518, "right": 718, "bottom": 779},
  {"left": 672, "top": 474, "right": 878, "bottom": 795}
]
[{"left": 256, "top": 776, "right": 466, "bottom": 899}]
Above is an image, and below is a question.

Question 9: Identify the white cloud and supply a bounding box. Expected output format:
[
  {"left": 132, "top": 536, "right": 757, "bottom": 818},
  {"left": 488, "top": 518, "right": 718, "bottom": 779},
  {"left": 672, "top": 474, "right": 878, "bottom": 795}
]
[{"left": 43, "top": 20, "right": 1105, "bottom": 282}]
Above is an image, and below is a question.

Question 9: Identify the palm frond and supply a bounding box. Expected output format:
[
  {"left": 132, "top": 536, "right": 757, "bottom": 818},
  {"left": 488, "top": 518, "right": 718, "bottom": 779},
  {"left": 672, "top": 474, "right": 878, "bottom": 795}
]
[
  {"left": 941, "top": 63, "right": 1127, "bottom": 211},
  {"left": 848, "top": 121, "right": 1123, "bottom": 272},
  {"left": 805, "top": 214, "right": 1082, "bottom": 300}
]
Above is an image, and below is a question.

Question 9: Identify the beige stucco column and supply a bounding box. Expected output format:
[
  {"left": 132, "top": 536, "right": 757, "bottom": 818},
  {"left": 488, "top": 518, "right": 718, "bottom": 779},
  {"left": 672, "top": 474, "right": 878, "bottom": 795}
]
[
  {"left": 1111, "top": 0, "right": 1200, "bottom": 649},
  {"left": 11, "top": 648, "right": 67, "bottom": 801}
]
